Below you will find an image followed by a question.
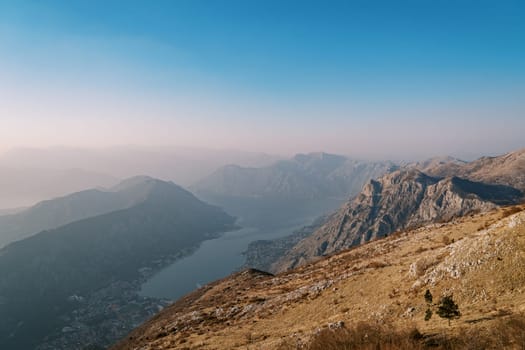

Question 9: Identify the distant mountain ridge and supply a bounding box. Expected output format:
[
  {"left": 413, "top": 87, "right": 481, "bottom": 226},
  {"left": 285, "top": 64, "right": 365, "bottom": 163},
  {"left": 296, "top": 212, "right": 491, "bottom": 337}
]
[
  {"left": 0, "top": 146, "right": 282, "bottom": 188},
  {"left": 0, "top": 175, "right": 164, "bottom": 248},
  {"left": 257, "top": 149, "right": 525, "bottom": 272},
  {"left": 413, "top": 148, "right": 525, "bottom": 191},
  {"left": 193, "top": 152, "right": 396, "bottom": 200},
  {"left": 0, "top": 166, "right": 118, "bottom": 209}
]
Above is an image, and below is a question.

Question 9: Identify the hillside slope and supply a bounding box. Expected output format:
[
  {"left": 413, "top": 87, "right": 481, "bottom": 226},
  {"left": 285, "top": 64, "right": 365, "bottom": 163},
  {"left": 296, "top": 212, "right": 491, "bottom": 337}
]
[
  {"left": 415, "top": 148, "right": 525, "bottom": 191},
  {"left": 113, "top": 205, "right": 525, "bottom": 350},
  {"left": 0, "top": 176, "right": 158, "bottom": 248},
  {"left": 0, "top": 178, "right": 236, "bottom": 350}
]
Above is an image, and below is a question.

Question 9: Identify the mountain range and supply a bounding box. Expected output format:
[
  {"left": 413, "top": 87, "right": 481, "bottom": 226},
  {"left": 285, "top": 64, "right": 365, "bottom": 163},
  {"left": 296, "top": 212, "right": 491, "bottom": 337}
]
[
  {"left": 193, "top": 152, "right": 396, "bottom": 200},
  {"left": 0, "top": 176, "right": 170, "bottom": 249},
  {"left": 273, "top": 169, "right": 522, "bottom": 272},
  {"left": 2, "top": 148, "right": 525, "bottom": 349},
  {"left": 244, "top": 149, "right": 525, "bottom": 273},
  {"left": 0, "top": 146, "right": 281, "bottom": 189}
]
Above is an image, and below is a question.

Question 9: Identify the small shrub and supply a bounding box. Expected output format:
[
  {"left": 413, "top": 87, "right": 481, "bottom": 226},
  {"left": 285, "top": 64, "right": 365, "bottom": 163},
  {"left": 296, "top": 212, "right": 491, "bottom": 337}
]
[
  {"left": 415, "top": 246, "right": 429, "bottom": 253},
  {"left": 303, "top": 323, "right": 425, "bottom": 350},
  {"left": 278, "top": 314, "right": 525, "bottom": 350},
  {"left": 409, "top": 328, "right": 424, "bottom": 340},
  {"left": 436, "top": 295, "right": 460, "bottom": 326},
  {"left": 365, "top": 260, "right": 389, "bottom": 269},
  {"left": 424, "top": 308, "right": 433, "bottom": 321},
  {"left": 424, "top": 289, "right": 433, "bottom": 304},
  {"left": 501, "top": 206, "right": 523, "bottom": 218}
]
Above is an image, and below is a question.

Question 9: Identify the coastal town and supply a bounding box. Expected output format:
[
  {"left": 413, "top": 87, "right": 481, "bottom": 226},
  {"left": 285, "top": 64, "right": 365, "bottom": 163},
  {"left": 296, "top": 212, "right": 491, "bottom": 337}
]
[{"left": 36, "top": 271, "right": 172, "bottom": 350}]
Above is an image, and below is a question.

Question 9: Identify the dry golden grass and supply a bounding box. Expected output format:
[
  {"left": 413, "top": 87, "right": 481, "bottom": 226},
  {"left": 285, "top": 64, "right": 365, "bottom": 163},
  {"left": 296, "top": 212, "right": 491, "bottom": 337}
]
[
  {"left": 280, "top": 314, "right": 525, "bottom": 350},
  {"left": 501, "top": 205, "right": 525, "bottom": 218},
  {"left": 279, "top": 323, "right": 426, "bottom": 350},
  {"left": 113, "top": 205, "right": 525, "bottom": 350}
]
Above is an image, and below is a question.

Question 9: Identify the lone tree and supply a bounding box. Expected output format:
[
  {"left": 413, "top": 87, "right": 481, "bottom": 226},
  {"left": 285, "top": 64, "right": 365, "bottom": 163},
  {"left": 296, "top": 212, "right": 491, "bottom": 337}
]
[
  {"left": 425, "top": 289, "right": 433, "bottom": 321},
  {"left": 424, "top": 289, "right": 434, "bottom": 321},
  {"left": 424, "top": 308, "right": 433, "bottom": 321},
  {"left": 424, "top": 289, "right": 433, "bottom": 304},
  {"left": 436, "top": 294, "right": 461, "bottom": 326}
]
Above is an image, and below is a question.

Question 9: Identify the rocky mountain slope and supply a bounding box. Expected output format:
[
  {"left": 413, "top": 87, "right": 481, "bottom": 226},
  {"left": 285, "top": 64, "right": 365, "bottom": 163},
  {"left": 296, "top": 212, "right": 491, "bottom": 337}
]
[
  {"left": 192, "top": 152, "right": 395, "bottom": 200},
  {"left": 272, "top": 169, "right": 522, "bottom": 272},
  {"left": 414, "top": 148, "right": 525, "bottom": 191},
  {"left": 112, "top": 205, "right": 525, "bottom": 350},
  {"left": 0, "top": 176, "right": 163, "bottom": 248},
  {"left": 0, "top": 177, "right": 236, "bottom": 350}
]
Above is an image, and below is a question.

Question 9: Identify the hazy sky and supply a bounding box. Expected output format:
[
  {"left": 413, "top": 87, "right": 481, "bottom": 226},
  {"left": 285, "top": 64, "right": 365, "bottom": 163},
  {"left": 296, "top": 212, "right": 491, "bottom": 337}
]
[{"left": 1, "top": 0, "right": 524, "bottom": 159}]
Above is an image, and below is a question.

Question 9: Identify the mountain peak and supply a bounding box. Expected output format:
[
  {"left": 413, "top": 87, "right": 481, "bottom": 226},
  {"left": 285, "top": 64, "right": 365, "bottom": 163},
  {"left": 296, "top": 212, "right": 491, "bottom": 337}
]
[
  {"left": 193, "top": 153, "right": 393, "bottom": 200},
  {"left": 0, "top": 175, "right": 194, "bottom": 249},
  {"left": 109, "top": 175, "right": 157, "bottom": 192},
  {"left": 414, "top": 149, "right": 525, "bottom": 191},
  {"left": 383, "top": 168, "right": 437, "bottom": 183},
  {"left": 292, "top": 152, "right": 347, "bottom": 164}
]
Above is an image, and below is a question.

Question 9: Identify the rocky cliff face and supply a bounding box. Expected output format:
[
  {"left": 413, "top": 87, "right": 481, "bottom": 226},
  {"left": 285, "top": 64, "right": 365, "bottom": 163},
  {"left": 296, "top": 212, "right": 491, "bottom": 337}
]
[
  {"left": 273, "top": 169, "right": 522, "bottom": 272},
  {"left": 415, "top": 148, "right": 525, "bottom": 191}
]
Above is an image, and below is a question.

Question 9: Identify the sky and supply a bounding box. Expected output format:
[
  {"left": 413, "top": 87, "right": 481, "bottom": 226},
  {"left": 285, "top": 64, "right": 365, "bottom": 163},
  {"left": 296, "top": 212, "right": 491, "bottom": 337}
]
[{"left": 0, "top": 0, "right": 524, "bottom": 159}]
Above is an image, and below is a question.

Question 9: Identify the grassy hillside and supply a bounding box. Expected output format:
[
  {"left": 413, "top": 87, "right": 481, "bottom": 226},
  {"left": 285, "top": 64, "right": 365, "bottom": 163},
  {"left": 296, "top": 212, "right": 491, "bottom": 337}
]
[{"left": 113, "top": 205, "right": 525, "bottom": 349}]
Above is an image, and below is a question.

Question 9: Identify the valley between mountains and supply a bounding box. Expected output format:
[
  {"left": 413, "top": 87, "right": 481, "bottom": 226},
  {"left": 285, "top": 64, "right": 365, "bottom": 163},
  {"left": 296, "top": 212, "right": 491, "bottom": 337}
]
[
  {"left": 1, "top": 148, "right": 524, "bottom": 350},
  {"left": 113, "top": 148, "right": 525, "bottom": 349},
  {"left": 4, "top": 3, "right": 525, "bottom": 349}
]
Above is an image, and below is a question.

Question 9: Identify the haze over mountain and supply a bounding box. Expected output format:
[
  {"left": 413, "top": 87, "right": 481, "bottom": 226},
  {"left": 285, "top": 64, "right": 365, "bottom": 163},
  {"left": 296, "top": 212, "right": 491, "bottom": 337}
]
[
  {"left": 0, "top": 166, "right": 118, "bottom": 209},
  {"left": 1, "top": 1, "right": 525, "bottom": 348},
  {"left": 193, "top": 152, "right": 396, "bottom": 200},
  {"left": 0, "top": 176, "right": 173, "bottom": 249},
  {"left": 0, "top": 177, "right": 236, "bottom": 350},
  {"left": 253, "top": 149, "right": 524, "bottom": 272},
  {"left": 0, "top": 146, "right": 281, "bottom": 193}
]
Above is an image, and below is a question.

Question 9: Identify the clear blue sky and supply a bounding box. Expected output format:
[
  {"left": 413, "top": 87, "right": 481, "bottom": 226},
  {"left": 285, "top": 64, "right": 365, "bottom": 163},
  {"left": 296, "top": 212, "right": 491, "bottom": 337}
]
[{"left": 0, "top": 0, "right": 524, "bottom": 158}]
